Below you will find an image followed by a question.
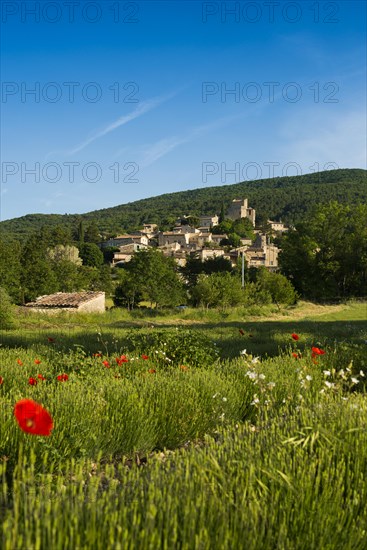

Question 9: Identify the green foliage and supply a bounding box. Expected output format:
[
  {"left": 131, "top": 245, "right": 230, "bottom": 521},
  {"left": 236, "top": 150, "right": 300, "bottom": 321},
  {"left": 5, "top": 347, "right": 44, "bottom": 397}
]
[
  {"left": 51, "top": 260, "right": 82, "bottom": 292},
  {"left": 232, "top": 217, "right": 255, "bottom": 239},
  {"left": 256, "top": 268, "right": 298, "bottom": 306},
  {"left": 101, "top": 246, "right": 119, "bottom": 264},
  {"left": 213, "top": 217, "right": 254, "bottom": 246},
  {"left": 20, "top": 235, "right": 58, "bottom": 303},
  {"left": 192, "top": 272, "right": 244, "bottom": 309},
  {"left": 78, "top": 243, "right": 104, "bottom": 267},
  {"left": 47, "top": 244, "right": 82, "bottom": 265},
  {"left": 0, "top": 236, "right": 21, "bottom": 301},
  {"left": 1, "top": 169, "right": 365, "bottom": 240},
  {"left": 113, "top": 269, "right": 142, "bottom": 309},
  {"left": 181, "top": 256, "right": 233, "bottom": 287},
  {"left": 84, "top": 222, "right": 100, "bottom": 244},
  {"left": 242, "top": 281, "right": 272, "bottom": 306},
  {"left": 123, "top": 328, "right": 219, "bottom": 367},
  {"left": 124, "top": 249, "right": 185, "bottom": 307},
  {"left": 0, "top": 303, "right": 366, "bottom": 548},
  {"left": 0, "top": 287, "right": 16, "bottom": 329},
  {"left": 226, "top": 232, "right": 242, "bottom": 247},
  {"left": 279, "top": 201, "right": 367, "bottom": 299}
]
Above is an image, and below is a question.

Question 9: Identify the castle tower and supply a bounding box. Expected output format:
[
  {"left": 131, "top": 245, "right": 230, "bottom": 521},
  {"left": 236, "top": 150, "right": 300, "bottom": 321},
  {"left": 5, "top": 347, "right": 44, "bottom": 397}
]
[{"left": 226, "top": 199, "right": 256, "bottom": 226}]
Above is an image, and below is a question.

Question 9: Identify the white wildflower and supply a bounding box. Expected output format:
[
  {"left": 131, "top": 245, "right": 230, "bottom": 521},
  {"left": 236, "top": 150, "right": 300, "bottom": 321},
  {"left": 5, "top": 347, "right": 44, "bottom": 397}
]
[
  {"left": 222, "top": 397, "right": 227, "bottom": 402},
  {"left": 323, "top": 370, "right": 331, "bottom": 377},
  {"left": 324, "top": 381, "right": 335, "bottom": 389},
  {"left": 240, "top": 349, "right": 247, "bottom": 356},
  {"left": 267, "top": 382, "right": 276, "bottom": 390},
  {"left": 351, "top": 377, "right": 359, "bottom": 385},
  {"left": 306, "top": 375, "right": 312, "bottom": 381},
  {"left": 360, "top": 370, "right": 365, "bottom": 377},
  {"left": 251, "top": 357, "right": 260, "bottom": 364},
  {"left": 246, "top": 371, "right": 258, "bottom": 380}
]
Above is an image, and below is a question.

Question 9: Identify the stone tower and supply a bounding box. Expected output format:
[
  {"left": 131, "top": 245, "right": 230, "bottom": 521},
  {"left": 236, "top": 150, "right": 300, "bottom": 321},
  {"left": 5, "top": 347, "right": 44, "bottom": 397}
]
[{"left": 226, "top": 199, "right": 256, "bottom": 226}]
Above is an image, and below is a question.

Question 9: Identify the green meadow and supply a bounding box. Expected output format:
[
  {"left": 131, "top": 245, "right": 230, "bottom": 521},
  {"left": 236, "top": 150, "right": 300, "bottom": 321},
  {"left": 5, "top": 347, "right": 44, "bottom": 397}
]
[{"left": 1, "top": 301, "right": 367, "bottom": 549}]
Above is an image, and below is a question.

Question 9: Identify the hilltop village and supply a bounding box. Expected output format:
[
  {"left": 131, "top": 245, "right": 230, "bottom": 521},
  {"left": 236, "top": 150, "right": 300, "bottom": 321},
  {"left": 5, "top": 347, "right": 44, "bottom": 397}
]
[{"left": 100, "top": 199, "right": 288, "bottom": 271}]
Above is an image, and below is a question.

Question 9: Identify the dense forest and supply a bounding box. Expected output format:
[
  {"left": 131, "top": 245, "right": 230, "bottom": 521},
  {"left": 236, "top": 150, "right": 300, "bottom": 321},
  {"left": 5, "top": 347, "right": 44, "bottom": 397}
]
[{"left": 1, "top": 169, "right": 366, "bottom": 240}]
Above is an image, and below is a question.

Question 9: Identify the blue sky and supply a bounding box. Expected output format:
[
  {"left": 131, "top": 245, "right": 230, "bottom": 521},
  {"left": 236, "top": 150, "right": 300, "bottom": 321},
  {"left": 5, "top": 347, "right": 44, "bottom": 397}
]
[{"left": 1, "top": 0, "right": 366, "bottom": 220}]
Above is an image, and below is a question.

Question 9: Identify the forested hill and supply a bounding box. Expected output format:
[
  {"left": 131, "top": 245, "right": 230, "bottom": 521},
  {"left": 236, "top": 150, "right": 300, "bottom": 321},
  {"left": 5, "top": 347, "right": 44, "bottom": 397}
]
[{"left": 1, "top": 168, "right": 366, "bottom": 239}]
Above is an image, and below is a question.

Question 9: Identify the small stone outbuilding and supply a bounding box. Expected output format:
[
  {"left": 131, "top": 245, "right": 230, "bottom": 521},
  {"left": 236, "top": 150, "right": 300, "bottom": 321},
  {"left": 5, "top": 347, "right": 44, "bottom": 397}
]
[{"left": 25, "top": 291, "right": 105, "bottom": 313}]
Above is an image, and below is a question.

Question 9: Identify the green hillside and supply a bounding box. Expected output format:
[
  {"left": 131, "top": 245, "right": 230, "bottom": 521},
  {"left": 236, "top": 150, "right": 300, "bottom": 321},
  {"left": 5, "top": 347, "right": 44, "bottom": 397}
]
[{"left": 1, "top": 168, "right": 366, "bottom": 239}]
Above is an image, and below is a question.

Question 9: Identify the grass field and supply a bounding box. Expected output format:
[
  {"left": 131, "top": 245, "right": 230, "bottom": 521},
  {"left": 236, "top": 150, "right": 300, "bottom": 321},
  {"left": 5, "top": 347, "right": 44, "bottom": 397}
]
[{"left": 1, "top": 301, "right": 366, "bottom": 549}]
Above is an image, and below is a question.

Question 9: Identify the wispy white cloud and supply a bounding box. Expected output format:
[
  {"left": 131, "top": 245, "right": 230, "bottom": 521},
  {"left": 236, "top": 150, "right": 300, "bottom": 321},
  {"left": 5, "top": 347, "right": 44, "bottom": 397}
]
[
  {"left": 137, "top": 111, "right": 255, "bottom": 169},
  {"left": 46, "top": 92, "right": 176, "bottom": 159}
]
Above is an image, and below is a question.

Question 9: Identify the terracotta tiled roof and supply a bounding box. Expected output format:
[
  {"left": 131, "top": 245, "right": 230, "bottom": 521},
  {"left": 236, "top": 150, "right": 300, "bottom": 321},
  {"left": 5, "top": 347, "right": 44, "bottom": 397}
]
[{"left": 26, "top": 291, "right": 104, "bottom": 308}]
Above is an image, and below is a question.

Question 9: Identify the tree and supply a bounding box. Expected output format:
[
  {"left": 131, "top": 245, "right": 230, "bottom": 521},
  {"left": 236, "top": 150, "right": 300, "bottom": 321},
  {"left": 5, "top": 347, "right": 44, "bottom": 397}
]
[
  {"left": 79, "top": 243, "right": 104, "bottom": 267},
  {"left": 181, "top": 256, "right": 233, "bottom": 287},
  {"left": 47, "top": 245, "right": 82, "bottom": 265},
  {"left": 102, "top": 246, "right": 119, "bottom": 264},
  {"left": 186, "top": 215, "right": 200, "bottom": 228},
  {"left": 212, "top": 219, "right": 233, "bottom": 235},
  {"left": 192, "top": 272, "right": 244, "bottom": 309},
  {"left": 40, "top": 225, "right": 73, "bottom": 247},
  {"left": 113, "top": 269, "right": 142, "bottom": 309},
  {"left": 77, "top": 220, "right": 85, "bottom": 244},
  {"left": 51, "top": 260, "right": 81, "bottom": 292},
  {"left": 20, "top": 235, "right": 58, "bottom": 303},
  {"left": 226, "top": 233, "right": 242, "bottom": 248},
  {"left": 84, "top": 222, "right": 100, "bottom": 244},
  {"left": 125, "top": 249, "right": 185, "bottom": 308},
  {"left": 219, "top": 202, "right": 225, "bottom": 224},
  {"left": 232, "top": 218, "right": 255, "bottom": 240},
  {"left": 0, "top": 287, "right": 16, "bottom": 329},
  {"left": 256, "top": 268, "right": 297, "bottom": 308},
  {"left": 0, "top": 237, "right": 21, "bottom": 302},
  {"left": 279, "top": 202, "right": 367, "bottom": 300}
]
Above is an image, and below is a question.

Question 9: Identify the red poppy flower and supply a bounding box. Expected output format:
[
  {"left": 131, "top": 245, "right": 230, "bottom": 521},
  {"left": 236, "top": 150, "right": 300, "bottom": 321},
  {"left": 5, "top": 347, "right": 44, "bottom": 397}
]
[
  {"left": 239, "top": 329, "right": 245, "bottom": 336},
  {"left": 47, "top": 337, "right": 55, "bottom": 343},
  {"left": 37, "top": 374, "right": 46, "bottom": 381},
  {"left": 180, "top": 365, "right": 189, "bottom": 371},
  {"left": 141, "top": 354, "right": 149, "bottom": 360},
  {"left": 311, "top": 347, "right": 325, "bottom": 356},
  {"left": 115, "top": 355, "right": 128, "bottom": 366},
  {"left": 0, "top": 376, "right": 3, "bottom": 385},
  {"left": 148, "top": 368, "right": 156, "bottom": 374},
  {"left": 14, "top": 399, "right": 53, "bottom": 436},
  {"left": 57, "top": 374, "right": 68, "bottom": 382},
  {"left": 17, "top": 359, "right": 23, "bottom": 366},
  {"left": 28, "top": 377, "right": 37, "bottom": 386},
  {"left": 93, "top": 353, "right": 102, "bottom": 358},
  {"left": 103, "top": 360, "right": 110, "bottom": 368},
  {"left": 292, "top": 352, "right": 299, "bottom": 359},
  {"left": 34, "top": 359, "right": 41, "bottom": 365},
  {"left": 291, "top": 333, "right": 299, "bottom": 341}
]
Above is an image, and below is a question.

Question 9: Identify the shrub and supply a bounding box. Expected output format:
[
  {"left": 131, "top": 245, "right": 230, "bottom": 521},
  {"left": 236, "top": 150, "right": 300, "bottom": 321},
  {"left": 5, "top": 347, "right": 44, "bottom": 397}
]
[{"left": 123, "top": 328, "right": 219, "bottom": 368}]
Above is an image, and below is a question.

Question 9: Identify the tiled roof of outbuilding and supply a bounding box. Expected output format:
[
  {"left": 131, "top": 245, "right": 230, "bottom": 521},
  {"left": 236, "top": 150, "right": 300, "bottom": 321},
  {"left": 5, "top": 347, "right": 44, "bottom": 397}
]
[{"left": 25, "top": 291, "right": 104, "bottom": 308}]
